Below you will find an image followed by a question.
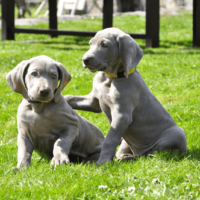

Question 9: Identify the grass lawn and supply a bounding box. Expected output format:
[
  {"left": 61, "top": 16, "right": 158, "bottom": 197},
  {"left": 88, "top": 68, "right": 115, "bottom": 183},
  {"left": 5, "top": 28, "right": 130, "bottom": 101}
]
[{"left": 1, "top": 10, "right": 200, "bottom": 199}]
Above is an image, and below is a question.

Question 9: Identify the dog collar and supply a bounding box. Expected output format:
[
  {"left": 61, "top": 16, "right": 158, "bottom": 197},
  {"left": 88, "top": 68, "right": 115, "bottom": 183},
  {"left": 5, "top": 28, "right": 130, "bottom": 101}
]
[
  {"left": 27, "top": 99, "right": 42, "bottom": 104},
  {"left": 105, "top": 67, "right": 136, "bottom": 78},
  {"left": 27, "top": 99, "right": 50, "bottom": 104}
]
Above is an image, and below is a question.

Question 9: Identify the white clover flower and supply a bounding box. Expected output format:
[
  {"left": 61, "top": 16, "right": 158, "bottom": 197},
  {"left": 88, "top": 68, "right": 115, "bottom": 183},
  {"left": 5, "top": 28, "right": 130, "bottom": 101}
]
[
  {"left": 128, "top": 186, "right": 136, "bottom": 191},
  {"left": 98, "top": 185, "right": 107, "bottom": 189}
]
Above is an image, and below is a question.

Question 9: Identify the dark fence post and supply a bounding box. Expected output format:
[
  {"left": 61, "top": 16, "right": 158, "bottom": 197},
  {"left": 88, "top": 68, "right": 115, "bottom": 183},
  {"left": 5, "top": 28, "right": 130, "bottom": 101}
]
[
  {"left": 48, "top": 0, "right": 58, "bottom": 38},
  {"left": 146, "top": 0, "right": 159, "bottom": 47},
  {"left": 1, "top": 0, "right": 15, "bottom": 40},
  {"left": 193, "top": 0, "right": 200, "bottom": 47},
  {"left": 103, "top": 0, "right": 113, "bottom": 29}
]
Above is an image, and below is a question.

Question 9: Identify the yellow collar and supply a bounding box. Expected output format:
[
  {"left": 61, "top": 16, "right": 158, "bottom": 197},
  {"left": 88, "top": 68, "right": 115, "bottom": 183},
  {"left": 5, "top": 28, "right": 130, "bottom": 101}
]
[{"left": 105, "top": 68, "right": 136, "bottom": 78}]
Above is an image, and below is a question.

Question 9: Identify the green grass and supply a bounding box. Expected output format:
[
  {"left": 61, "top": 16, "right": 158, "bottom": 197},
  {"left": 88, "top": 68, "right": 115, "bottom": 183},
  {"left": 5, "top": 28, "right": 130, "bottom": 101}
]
[{"left": 1, "top": 11, "right": 200, "bottom": 199}]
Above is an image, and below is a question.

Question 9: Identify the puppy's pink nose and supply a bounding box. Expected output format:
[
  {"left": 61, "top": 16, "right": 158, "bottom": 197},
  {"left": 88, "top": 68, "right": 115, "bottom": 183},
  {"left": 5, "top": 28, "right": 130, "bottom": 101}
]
[{"left": 40, "top": 89, "right": 50, "bottom": 97}]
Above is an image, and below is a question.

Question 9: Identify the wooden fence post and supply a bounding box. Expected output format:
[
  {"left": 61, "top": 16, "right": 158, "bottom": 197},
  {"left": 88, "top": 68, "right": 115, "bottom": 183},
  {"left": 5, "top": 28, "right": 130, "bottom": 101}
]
[
  {"left": 103, "top": 0, "right": 113, "bottom": 29},
  {"left": 1, "top": 0, "right": 15, "bottom": 40},
  {"left": 146, "top": 0, "right": 160, "bottom": 47},
  {"left": 48, "top": 0, "right": 58, "bottom": 38},
  {"left": 193, "top": 0, "right": 200, "bottom": 47}
]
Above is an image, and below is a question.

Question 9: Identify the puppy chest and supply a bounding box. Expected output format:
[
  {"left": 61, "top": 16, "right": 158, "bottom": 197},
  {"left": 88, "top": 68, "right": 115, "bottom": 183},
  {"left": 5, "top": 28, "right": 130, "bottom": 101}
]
[
  {"left": 97, "top": 85, "right": 114, "bottom": 121},
  {"left": 27, "top": 113, "right": 72, "bottom": 156},
  {"left": 33, "top": 112, "right": 69, "bottom": 133},
  {"left": 19, "top": 111, "right": 73, "bottom": 143}
]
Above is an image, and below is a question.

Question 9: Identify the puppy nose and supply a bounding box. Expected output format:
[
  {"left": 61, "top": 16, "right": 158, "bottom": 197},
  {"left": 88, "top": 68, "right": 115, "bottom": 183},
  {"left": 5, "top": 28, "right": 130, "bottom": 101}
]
[
  {"left": 82, "top": 54, "right": 94, "bottom": 65},
  {"left": 82, "top": 57, "right": 90, "bottom": 65},
  {"left": 40, "top": 89, "right": 50, "bottom": 97}
]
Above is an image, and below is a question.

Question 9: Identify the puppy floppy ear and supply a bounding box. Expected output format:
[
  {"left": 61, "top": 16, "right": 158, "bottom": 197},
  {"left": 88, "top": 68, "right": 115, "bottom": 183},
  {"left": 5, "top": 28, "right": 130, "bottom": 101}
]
[
  {"left": 54, "top": 63, "right": 72, "bottom": 102},
  {"left": 6, "top": 60, "right": 29, "bottom": 99},
  {"left": 117, "top": 34, "right": 143, "bottom": 77}
]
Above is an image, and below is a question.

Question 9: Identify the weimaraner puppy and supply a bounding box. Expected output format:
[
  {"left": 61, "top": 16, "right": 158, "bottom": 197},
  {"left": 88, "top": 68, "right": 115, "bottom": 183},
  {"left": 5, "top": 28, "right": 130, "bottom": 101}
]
[
  {"left": 6, "top": 55, "right": 104, "bottom": 169},
  {"left": 65, "top": 27, "right": 187, "bottom": 165}
]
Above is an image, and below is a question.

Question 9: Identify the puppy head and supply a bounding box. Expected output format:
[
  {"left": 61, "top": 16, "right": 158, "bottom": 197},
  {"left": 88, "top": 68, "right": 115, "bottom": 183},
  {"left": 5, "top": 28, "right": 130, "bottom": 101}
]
[
  {"left": 6, "top": 55, "right": 71, "bottom": 103},
  {"left": 82, "top": 27, "right": 143, "bottom": 77}
]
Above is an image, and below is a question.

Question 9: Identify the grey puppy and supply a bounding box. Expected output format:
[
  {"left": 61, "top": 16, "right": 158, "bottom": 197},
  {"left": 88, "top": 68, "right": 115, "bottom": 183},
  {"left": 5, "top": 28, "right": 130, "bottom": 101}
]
[
  {"left": 65, "top": 28, "right": 187, "bottom": 165},
  {"left": 6, "top": 55, "right": 104, "bottom": 169}
]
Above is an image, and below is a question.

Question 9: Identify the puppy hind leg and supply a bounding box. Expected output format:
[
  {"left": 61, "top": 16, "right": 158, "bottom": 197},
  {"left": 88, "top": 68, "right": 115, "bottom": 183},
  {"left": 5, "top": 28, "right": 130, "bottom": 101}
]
[
  {"left": 116, "top": 139, "right": 134, "bottom": 160},
  {"left": 157, "top": 126, "right": 187, "bottom": 153}
]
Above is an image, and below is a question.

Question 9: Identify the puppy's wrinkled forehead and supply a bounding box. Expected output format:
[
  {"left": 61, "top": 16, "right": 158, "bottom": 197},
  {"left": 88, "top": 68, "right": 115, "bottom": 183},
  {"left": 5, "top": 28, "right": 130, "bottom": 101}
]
[
  {"left": 28, "top": 57, "right": 58, "bottom": 74},
  {"left": 90, "top": 32, "right": 115, "bottom": 45},
  {"left": 90, "top": 28, "right": 124, "bottom": 45}
]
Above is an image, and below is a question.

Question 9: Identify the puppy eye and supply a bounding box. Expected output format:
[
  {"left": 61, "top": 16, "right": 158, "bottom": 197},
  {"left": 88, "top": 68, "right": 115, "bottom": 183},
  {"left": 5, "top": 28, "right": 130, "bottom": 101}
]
[
  {"left": 102, "top": 42, "right": 108, "bottom": 48},
  {"left": 31, "top": 72, "right": 37, "bottom": 76},
  {"left": 52, "top": 74, "right": 57, "bottom": 79}
]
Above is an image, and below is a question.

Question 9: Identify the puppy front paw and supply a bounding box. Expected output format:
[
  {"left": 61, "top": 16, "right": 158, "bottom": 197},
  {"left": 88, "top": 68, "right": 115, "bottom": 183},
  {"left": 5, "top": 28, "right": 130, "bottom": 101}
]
[
  {"left": 12, "top": 165, "right": 29, "bottom": 172},
  {"left": 51, "top": 154, "right": 70, "bottom": 168},
  {"left": 12, "top": 167, "right": 20, "bottom": 172},
  {"left": 96, "top": 157, "right": 112, "bottom": 166}
]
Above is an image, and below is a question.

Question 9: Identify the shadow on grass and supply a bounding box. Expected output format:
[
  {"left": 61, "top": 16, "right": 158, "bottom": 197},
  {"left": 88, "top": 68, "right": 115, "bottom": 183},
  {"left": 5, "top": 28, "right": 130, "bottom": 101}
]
[
  {"left": 143, "top": 48, "right": 200, "bottom": 55},
  {"left": 149, "top": 148, "right": 200, "bottom": 162},
  {"left": 72, "top": 148, "right": 200, "bottom": 165},
  {"left": 159, "top": 40, "right": 193, "bottom": 48},
  {"left": 117, "top": 149, "right": 200, "bottom": 164},
  {"left": 36, "top": 148, "right": 200, "bottom": 167},
  {"left": 18, "top": 37, "right": 200, "bottom": 53},
  {"left": 46, "top": 46, "right": 89, "bottom": 51},
  {"left": 186, "top": 148, "right": 200, "bottom": 161},
  {"left": 19, "top": 35, "right": 91, "bottom": 45},
  {"left": 27, "top": 42, "right": 199, "bottom": 53},
  {"left": 142, "top": 39, "right": 200, "bottom": 55},
  {"left": 19, "top": 40, "right": 90, "bottom": 51},
  {"left": 31, "top": 41, "right": 89, "bottom": 46}
]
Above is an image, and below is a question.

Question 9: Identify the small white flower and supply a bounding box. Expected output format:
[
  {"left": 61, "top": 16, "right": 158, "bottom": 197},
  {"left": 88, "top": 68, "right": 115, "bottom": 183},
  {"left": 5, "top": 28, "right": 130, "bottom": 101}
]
[
  {"left": 128, "top": 186, "right": 136, "bottom": 191},
  {"left": 153, "top": 190, "right": 160, "bottom": 196},
  {"left": 152, "top": 178, "right": 160, "bottom": 184},
  {"left": 98, "top": 185, "right": 107, "bottom": 189}
]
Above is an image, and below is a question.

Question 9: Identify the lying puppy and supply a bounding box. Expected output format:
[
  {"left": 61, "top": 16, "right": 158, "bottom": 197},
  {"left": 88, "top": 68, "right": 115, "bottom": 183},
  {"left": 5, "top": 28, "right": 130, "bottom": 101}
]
[
  {"left": 6, "top": 55, "right": 104, "bottom": 169},
  {"left": 65, "top": 27, "right": 187, "bottom": 165}
]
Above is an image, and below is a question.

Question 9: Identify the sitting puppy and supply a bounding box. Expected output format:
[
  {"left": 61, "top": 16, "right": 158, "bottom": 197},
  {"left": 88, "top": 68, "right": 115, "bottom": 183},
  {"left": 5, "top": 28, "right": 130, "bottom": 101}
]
[
  {"left": 6, "top": 55, "right": 104, "bottom": 169},
  {"left": 65, "top": 27, "right": 187, "bottom": 165}
]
